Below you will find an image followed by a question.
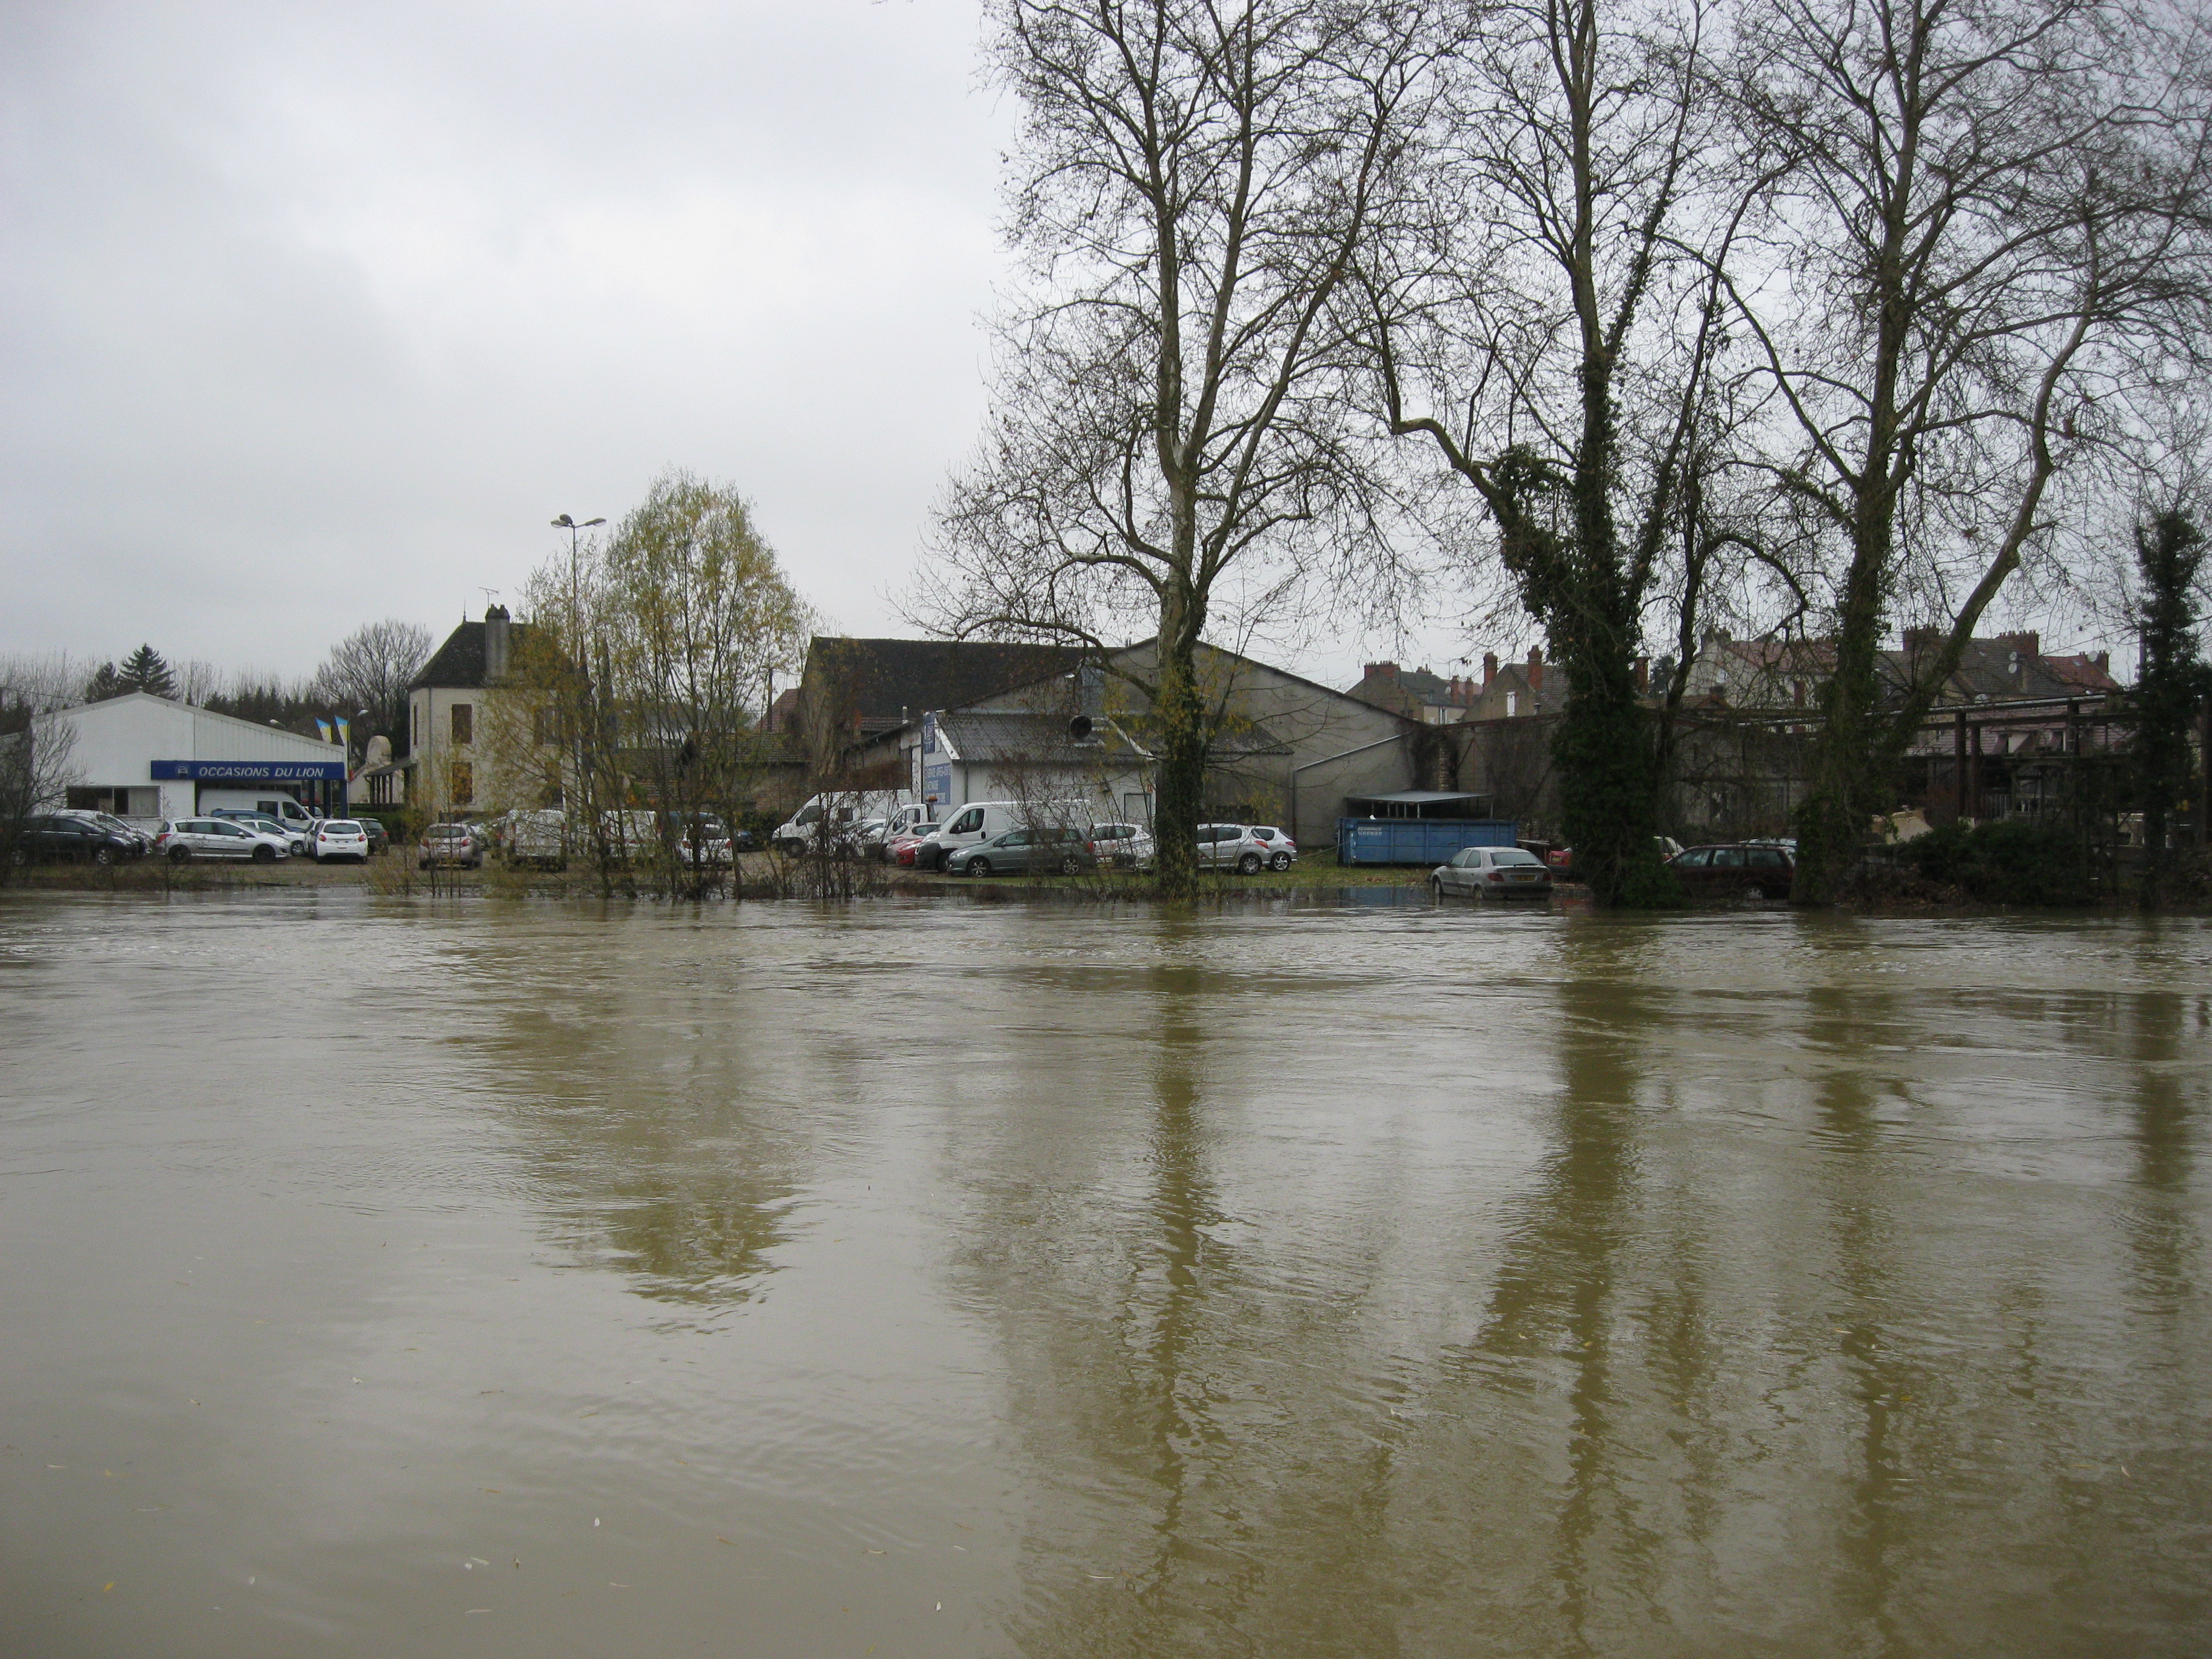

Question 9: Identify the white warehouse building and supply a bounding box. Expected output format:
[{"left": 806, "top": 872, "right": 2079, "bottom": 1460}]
[{"left": 35, "top": 693, "right": 351, "bottom": 820}]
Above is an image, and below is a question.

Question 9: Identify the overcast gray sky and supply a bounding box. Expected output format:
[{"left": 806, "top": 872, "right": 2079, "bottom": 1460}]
[{"left": 0, "top": 0, "right": 1491, "bottom": 692}]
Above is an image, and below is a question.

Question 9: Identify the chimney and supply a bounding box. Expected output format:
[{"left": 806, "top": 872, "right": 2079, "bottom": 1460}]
[
  {"left": 1364, "top": 660, "right": 1398, "bottom": 682},
  {"left": 484, "top": 605, "right": 511, "bottom": 679},
  {"left": 2003, "top": 631, "right": 2040, "bottom": 659},
  {"left": 1482, "top": 652, "right": 1498, "bottom": 689},
  {"left": 2094, "top": 650, "right": 2109, "bottom": 674},
  {"left": 1527, "top": 646, "right": 1544, "bottom": 692},
  {"left": 1633, "top": 656, "right": 1649, "bottom": 694}
]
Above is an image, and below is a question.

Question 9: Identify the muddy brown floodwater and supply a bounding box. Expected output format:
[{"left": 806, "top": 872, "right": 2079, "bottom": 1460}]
[{"left": 2, "top": 891, "right": 2209, "bottom": 1657}]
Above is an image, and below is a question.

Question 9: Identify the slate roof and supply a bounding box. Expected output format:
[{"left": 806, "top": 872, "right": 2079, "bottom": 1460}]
[
  {"left": 411, "top": 620, "right": 529, "bottom": 691},
  {"left": 937, "top": 710, "right": 1140, "bottom": 765},
  {"left": 803, "top": 637, "right": 1092, "bottom": 734}
]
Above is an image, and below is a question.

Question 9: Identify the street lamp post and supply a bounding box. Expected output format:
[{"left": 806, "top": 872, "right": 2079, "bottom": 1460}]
[{"left": 552, "top": 514, "right": 606, "bottom": 864}]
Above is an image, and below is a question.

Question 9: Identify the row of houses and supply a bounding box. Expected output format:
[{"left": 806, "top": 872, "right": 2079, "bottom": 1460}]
[{"left": 32, "top": 602, "right": 2168, "bottom": 848}]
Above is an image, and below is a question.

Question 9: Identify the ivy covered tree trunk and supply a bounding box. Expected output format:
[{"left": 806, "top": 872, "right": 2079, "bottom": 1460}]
[{"left": 2133, "top": 512, "right": 2209, "bottom": 911}]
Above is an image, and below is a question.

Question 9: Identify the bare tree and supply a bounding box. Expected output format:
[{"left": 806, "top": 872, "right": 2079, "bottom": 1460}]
[
  {"left": 1721, "top": 0, "right": 2212, "bottom": 900},
  {"left": 315, "top": 620, "right": 432, "bottom": 751},
  {"left": 0, "top": 703, "right": 79, "bottom": 879},
  {"left": 924, "top": 0, "right": 1448, "bottom": 898},
  {"left": 1367, "top": 0, "right": 1757, "bottom": 904}
]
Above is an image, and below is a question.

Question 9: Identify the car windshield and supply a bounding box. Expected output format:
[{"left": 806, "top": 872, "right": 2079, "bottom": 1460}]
[{"left": 1491, "top": 848, "right": 1543, "bottom": 866}]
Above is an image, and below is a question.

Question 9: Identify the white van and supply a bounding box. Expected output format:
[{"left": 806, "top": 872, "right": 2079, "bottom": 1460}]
[
  {"left": 196, "top": 790, "right": 321, "bottom": 835},
  {"left": 913, "top": 799, "right": 1091, "bottom": 870},
  {"left": 772, "top": 791, "right": 912, "bottom": 855}
]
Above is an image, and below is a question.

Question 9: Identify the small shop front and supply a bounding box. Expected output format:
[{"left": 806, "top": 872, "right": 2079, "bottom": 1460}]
[{"left": 148, "top": 759, "right": 349, "bottom": 817}]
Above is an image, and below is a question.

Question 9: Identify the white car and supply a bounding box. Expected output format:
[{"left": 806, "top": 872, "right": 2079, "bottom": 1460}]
[
  {"left": 156, "top": 817, "right": 290, "bottom": 863},
  {"left": 311, "top": 819, "right": 372, "bottom": 863},
  {"left": 1087, "top": 821, "right": 1156, "bottom": 868},
  {"left": 1431, "top": 844, "right": 1552, "bottom": 898}
]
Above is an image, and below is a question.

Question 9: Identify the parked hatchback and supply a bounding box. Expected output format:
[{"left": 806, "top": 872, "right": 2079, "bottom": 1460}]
[
  {"left": 1196, "top": 823, "right": 1278, "bottom": 875},
  {"left": 158, "top": 818, "right": 287, "bottom": 862},
  {"left": 1667, "top": 842, "right": 1794, "bottom": 900},
  {"left": 1431, "top": 844, "right": 1552, "bottom": 898},
  {"left": 8, "top": 814, "right": 146, "bottom": 866},
  {"left": 212, "top": 809, "right": 309, "bottom": 857},
  {"left": 1087, "top": 822, "right": 1155, "bottom": 868},
  {"left": 947, "top": 826, "right": 1098, "bottom": 877},
  {"left": 418, "top": 823, "right": 483, "bottom": 870},
  {"left": 1246, "top": 825, "right": 1298, "bottom": 870},
  {"left": 352, "top": 816, "right": 390, "bottom": 855},
  {"left": 312, "top": 820, "right": 372, "bottom": 863}
]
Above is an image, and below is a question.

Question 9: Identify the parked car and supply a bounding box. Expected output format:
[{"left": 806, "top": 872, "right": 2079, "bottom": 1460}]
[
  {"left": 65, "top": 809, "right": 155, "bottom": 853},
  {"left": 1196, "top": 823, "right": 1281, "bottom": 875},
  {"left": 353, "top": 816, "right": 390, "bottom": 855},
  {"left": 886, "top": 822, "right": 940, "bottom": 866},
  {"left": 312, "top": 819, "right": 372, "bottom": 863},
  {"left": 1246, "top": 825, "right": 1298, "bottom": 870},
  {"left": 1667, "top": 841, "right": 1795, "bottom": 900},
  {"left": 1432, "top": 843, "right": 1553, "bottom": 898},
  {"left": 506, "top": 809, "right": 568, "bottom": 869},
  {"left": 7, "top": 814, "right": 146, "bottom": 866},
  {"left": 212, "top": 809, "right": 310, "bottom": 857},
  {"left": 156, "top": 817, "right": 287, "bottom": 862},
  {"left": 419, "top": 823, "right": 483, "bottom": 869},
  {"left": 672, "top": 814, "right": 736, "bottom": 866},
  {"left": 1084, "top": 821, "right": 1154, "bottom": 868},
  {"left": 946, "top": 826, "right": 1098, "bottom": 877}
]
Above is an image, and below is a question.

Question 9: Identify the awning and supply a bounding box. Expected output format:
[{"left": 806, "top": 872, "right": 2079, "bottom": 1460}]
[{"left": 1342, "top": 789, "right": 1492, "bottom": 820}]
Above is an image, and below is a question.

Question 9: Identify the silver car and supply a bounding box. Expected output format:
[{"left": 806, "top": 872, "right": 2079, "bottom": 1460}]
[
  {"left": 1431, "top": 844, "right": 1552, "bottom": 898},
  {"left": 157, "top": 817, "right": 289, "bottom": 863},
  {"left": 1197, "top": 823, "right": 1282, "bottom": 875}
]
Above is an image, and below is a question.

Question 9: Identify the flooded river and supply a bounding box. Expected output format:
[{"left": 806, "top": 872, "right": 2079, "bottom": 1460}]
[{"left": 2, "top": 893, "right": 2208, "bottom": 1657}]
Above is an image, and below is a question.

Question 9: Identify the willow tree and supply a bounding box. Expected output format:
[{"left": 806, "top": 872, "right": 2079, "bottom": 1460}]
[
  {"left": 1723, "top": 0, "right": 2212, "bottom": 902},
  {"left": 927, "top": 0, "right": 1447, "bottom": 898},
  {"left": 1367, "top": 0, "right": 1747, "bottom": 905},
  {"left": 508, "top": 472, "right": 809, "bottom": 893}
]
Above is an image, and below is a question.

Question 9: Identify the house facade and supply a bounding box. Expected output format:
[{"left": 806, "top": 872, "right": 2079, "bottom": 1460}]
[{"left": 404, "top": 606, "right": 555, "bottom": 814}]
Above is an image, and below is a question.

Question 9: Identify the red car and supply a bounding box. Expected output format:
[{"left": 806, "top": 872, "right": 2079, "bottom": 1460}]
[
  {"left": 1666, "top": 842, "right": 1794, "bottom": 900},
  {"left": 885, "top": 822, "right": 940, "bottom": 867}
]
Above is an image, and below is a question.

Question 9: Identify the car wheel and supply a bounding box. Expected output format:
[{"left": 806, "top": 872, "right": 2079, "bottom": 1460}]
[
  {"left": 970, "top": 858, "right": 991, "bottom": 877},
  {"left": 93, "top": 846, "right": 117, "bottom": 866},
  {"left": 252, "top": 845, "right": 276, "bottom": 863},
  {"left": 1237, "top": 852, "right": 1262, "bottom": 875},
  {"left": 1431, "top": 876, "right": 1446, "bottom": 899},
  {"left": 8, "top": 846, "right": 27, "bottom": 866},
  {"left": 1743, "top": 883, "right": 1768, "bottom": 902},
  {"left": 1270, "top": 851, "right": 1290, "bottom": 871},
  {"left": 1060, "top": 854, "right": 1082, "bottom": 875},
  {"left": 169, "top": 846, "right": 190, "bottom": 863}
]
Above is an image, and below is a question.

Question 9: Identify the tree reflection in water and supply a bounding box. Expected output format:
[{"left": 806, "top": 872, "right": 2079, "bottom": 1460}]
[
  {"left": 945, "top": 910, "right": 2212, "bottom": 1658},
  {"left": 458, "top": 922, "right": 814, "bottom": 1316}
]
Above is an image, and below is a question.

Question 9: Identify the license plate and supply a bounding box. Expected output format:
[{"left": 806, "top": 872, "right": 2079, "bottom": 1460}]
[{"left": 1512, "top": 870, "right": 1535, "bottom": 880}]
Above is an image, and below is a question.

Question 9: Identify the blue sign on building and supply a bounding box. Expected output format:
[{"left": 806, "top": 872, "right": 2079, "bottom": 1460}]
[{"left": 152, "top": 759, "right": 348, "bottom": 782}]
